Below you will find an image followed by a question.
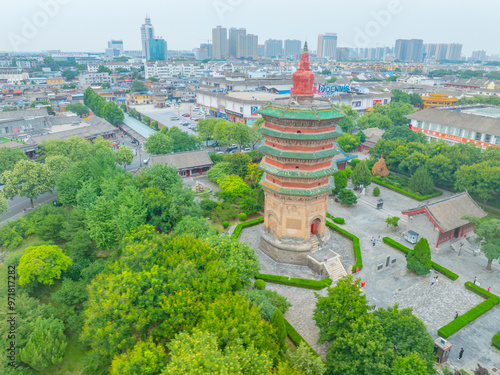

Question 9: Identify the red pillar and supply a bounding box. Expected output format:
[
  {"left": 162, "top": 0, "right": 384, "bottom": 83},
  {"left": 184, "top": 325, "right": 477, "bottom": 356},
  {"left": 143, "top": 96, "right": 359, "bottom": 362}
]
[{"left": 199, "top": 168, "right": 203, "bottom": 175}]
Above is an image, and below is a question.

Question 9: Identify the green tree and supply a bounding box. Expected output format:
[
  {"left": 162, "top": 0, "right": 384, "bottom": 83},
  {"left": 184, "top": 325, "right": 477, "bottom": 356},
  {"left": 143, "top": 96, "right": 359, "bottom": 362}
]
[
  {"left": 0, "top": 193, "right": 7, "bottom": 215},
  {"left": 245, "top": 163, "right": 263, "bottom": 186},
  {"left": 197, "top": 118, "right": 218, "bottom": 142},
  {"left": 336, "top": 133, "right": 360, "bottom": 152},
  {"left": 18, "top": 245, "right": 72, "bottom": 290},
  {"left": 225, "top": 152, "right": 252, "bottom": 178},
  {"left": 0, "top": 148, "right": 29, "bottom": 176},
  {"left": 145, "top": 132, "right": 174, "bottom": 154},
  {"left": 391, "top": 89, "right": 411, "bottom": 104},
  {"left": 173, "top": 215, "right": 217, "bottom": 239},
  {"left": 462, "top": 216, "right": 500, "bottom": 270},
  {"left": 164, "top": 126, "right": 200, "bottom": 152},
  {"left": 97, "top": 65, "right": 112, "bottom": 73},
  {"left": 385, "top": 216, "right": 400, "bottom": 227},
  {"left": 409, "top": 93, "right": 424, "bottom": 108},
  {"left": 103, "top": 102, "right": 125, "bottom": 125},
  {"left": 409, "top": 167, "right": 434, "bottom": 195},
  {"left": 288, "top": 342, "right": 326, "bottom": 375},
  {"left": 62, "top": 69, "right": 77, "bottom": 81},
  {"left": 66, "top": 103, "right": 90, "bottom": 117},
  {"left": 356, "top": 112, "right": 393, "bottom": 130},
  {"left": 314, "top": 275, "right": 370, "bottom": 342},
  {"left": 338, "top": 188, "right": 357, "bottom": 205},
  {"left": 207, "top": 161, "right": 230, "bottom": 183},
  {"left": 110, "top": 340, "right": 168, "bottom": 375},
  {"left": 333, "top": 169, "right": 347, "bottom": 195},
  {"left": 1, "top": 160, "right": 54, "bottom": 207},
  {"left": 271, "top": 308, "right": 287, "bottom": 352},
  {"left": 455, "top": 161, "right": 500, "bottom": 207},
  {"left": 115, "top": 146, "right": 134, "bottom": 167},
  {"left": 20, "top": 317, "right": 67, "bottom": 371},
  {"left": 351, "top": 160, "right": 372, "bottom": 187},
  {"left": 218, "top": 175, "right": 250, "bottom": 197},
  {"left": 383, "top": 125, "right": 427, "bottom": 143},
  {"left": 391, "top": 353, "right": 429, "bottom": 375},
  {"left": 239, "top": 195, "right": 262, "bottom": 215},
  {"left": 130, "top": 81, "right": 148, "bottom": 92},
  {"left": 406, "top": 238, "right": 432, "bottom": 275},
  {"left": 85, "top": 196, "right": 117, "bottom": 250},
  {"left": 163, "top": 329, "right": 272, "bottom": 375}
]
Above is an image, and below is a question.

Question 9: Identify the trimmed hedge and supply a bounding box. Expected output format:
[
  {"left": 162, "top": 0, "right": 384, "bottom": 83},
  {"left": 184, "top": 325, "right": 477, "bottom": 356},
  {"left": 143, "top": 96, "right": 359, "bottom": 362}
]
[
  {"left": 372, "top": 177, "right": 443, "bottom": 201},
  {"left": 284, "top": 319, "right": 323, "bottom": 361},
  {"left": 326, "top": 220, "right": 362, "bottom": 273},
  {"left": 255, "top": 273, "right": 333, "bottom": 290},
  {"left": 493, "top": 330, "right": 500, "bottom": 351},
  {"left": 437, "top": 298, "right": 500, "bottom": 339},
  {"left": 382, "top": 237, "right": 459, "bottom": 280},
  {"left": 465, "top": 282, "right": 500, "bottom": 302},
  {"left": 326, "top": 213, "right": 345, "bottom": 224},
  {"left": 231, "top": 217, "right": 264, "bottom": 238}
]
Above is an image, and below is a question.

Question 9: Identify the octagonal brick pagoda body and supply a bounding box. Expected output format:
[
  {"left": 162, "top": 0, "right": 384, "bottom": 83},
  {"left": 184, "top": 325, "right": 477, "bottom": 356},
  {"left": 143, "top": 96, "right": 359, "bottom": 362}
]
[{"left": 258, "top": 43, "right": 345, "bottom": 265}]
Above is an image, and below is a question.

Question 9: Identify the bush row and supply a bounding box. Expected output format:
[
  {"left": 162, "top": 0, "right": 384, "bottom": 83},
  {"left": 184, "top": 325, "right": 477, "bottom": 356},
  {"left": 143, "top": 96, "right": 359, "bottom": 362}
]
[
  {"left": 231, "top": 217, "right": 264, "bottom": 238},
  {"left": 325, "top": 220, "right": 362, "bottom": 273},
  {"left": 371, "top": 177, "right": 443, "bottom": 201},
  {"left": 284, "top": 319, "right": 323, "bottom": 361},
  {"left": 255, "top": 273, "right": 332, "bottom": 290},
  {"left": 326, "top": 213, "right": 345, "bottom": 225},
  {"left": 493, "top": 331, "right": 500, "bottom": 351},
  {"left": 464, "top": 282, "right": 500, "bottom": 302},
  {"left": 382, "top": 237, "right": 459, "bottom": 280},
  {"left": 437, "top": 298, "right": 500, "bottom": 339}
]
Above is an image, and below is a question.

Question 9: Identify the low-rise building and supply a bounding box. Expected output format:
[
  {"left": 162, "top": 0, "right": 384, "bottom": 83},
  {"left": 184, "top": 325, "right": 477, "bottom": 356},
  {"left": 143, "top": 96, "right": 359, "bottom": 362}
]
[
  {"left": 127, "top": 92, "right": 152, "bottom": 105},
  {"left": 444, "top": 78, "right": 495, "bottom": 90},
  {"left": 79, "top": 72, "right": 111, "bottom": 85},
  {"left": 406, "top": 105, "right": 500, "bottom": 148},
  {"left": 46, "top": 77, "right": 64, "bottom": 85},
  {"left": 147, "top": 150, "right": 213, "bottom": 177},
  {"left": 402, "top": 192, "right": 486, "bottom": 251},
  {"left": 421, "top": 93, "right": 458, "bottom": 108},
  {"left": 358, "top": 127, "right": 384, "bottom": 153},
  {"left": 0, "top": 68, "right": 29, "bottom": 84}
]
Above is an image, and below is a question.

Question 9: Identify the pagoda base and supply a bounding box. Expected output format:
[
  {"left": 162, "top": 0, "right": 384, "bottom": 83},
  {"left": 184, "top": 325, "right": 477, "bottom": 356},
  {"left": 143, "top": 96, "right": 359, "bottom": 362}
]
[{"left": 259, "top": 230, "right": 330, "bottom": 266}]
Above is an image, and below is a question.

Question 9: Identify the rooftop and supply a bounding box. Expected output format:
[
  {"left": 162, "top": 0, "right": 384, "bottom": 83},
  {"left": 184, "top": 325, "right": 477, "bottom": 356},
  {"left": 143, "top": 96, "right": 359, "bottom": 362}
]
[{"left": 149, "top": 150, "right": 213, "bottom": 170}]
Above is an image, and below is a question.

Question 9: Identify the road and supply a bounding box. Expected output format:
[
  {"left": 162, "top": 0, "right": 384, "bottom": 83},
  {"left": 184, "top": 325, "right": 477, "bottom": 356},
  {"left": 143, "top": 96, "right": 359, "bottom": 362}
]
[{"left": 0, "top": 192, "right": 57, "bottom": 228}]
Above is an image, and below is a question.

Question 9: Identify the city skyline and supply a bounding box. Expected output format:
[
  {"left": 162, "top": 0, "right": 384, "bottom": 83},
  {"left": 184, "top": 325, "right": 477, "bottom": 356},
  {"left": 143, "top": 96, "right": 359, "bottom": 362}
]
[{"left": 1, "top": 0, "right": 499, "bottom": 55}]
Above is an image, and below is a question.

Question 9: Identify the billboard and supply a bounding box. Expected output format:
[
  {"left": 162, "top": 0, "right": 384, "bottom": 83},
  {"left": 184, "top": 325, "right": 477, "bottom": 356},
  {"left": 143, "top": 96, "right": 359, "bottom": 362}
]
[{"left": 317, "top": 84, "right": 350, "bottom": 96}]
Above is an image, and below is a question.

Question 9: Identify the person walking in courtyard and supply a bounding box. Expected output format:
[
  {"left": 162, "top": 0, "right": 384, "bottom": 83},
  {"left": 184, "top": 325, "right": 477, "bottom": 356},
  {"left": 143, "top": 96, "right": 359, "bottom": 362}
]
[
  {"left": 474, "top": 276, "right": 477, "bottom": 284},
  {"left": 458, "top": 348, "right": 464, "bottom": 359},
  {"left": 434, "top": 276, "right": 439, "bottom": 286},
  {"left": 454, "top": 311, "right": 459, "bottom": 319},
  {"left": 371, "top": 236, "right": 374, "bottom": 243},
  {"left": 373, "top": 239, "right": 376, "bottom": 247},
  {"left": 377, "top": 235, "right": 381, "bottom": 243},
  {"left": 324, "top": 254, "right": 327, "bottom": 262},
  {"left": 488, "top": 286, "right": 491, "bottom": 292}
]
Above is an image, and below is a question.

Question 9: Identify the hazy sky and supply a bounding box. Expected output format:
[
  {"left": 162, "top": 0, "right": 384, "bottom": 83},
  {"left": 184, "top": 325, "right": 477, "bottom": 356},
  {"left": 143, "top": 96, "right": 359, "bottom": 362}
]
[{"left": 1, "top": 0, "right": 498, "bottom": 56}]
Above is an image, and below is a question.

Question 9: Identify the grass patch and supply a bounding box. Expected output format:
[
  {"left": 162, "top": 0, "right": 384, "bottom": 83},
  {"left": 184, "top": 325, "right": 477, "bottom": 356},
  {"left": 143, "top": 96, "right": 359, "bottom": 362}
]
[
  {"left": 255, "top": 273, "right": 332, "bottom": 290},
  {"left": 372, "top": 176, "right": 443, "bottom": 201},
  {"left": 382, "top": 237, "right": 459, "bottom": 280},
  {"left": 437, "top": 298, "right": 500, "bottom": 339},
  {"left": 325, "top": 220, "right": 362, "bottom": 273}
]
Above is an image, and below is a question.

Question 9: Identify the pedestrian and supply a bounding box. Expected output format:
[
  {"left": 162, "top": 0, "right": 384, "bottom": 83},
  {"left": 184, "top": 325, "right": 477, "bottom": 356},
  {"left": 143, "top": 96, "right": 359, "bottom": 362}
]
[
  {"left": 434, "top": 276, "right": 439, "bottom": 286},
  {"left": 488, "top": 286, "right": 491, "bottom": 292},
  {"left": 458, "top": 348, "right": 464, "bottom": 359},
  {"left": 324, "top": 254, "right": 327, "bottom": 262},
  {"left": 454, "top": 311, "right": 459, "bottom": 319},
  {"left": 371, "top": 236, "right": 374, "bottom": 243},
  {"left": 473, "top": 276, "right": 477, "bottom": 284},
  {"left": 377, "top": 235, "right": 381, "bottom": 243},
  {"left": 431, "top": 278, "right": 435, "bottom": 286},
  {"left": 373, "top": 239, "right": 376, "bottom": 247}
]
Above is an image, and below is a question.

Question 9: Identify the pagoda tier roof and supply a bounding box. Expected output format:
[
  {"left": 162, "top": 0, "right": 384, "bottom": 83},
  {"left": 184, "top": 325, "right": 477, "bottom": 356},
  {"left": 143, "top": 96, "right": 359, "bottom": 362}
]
[
  {"left": 260, "top": 174, "right": 335, "bottom": 196},
  {"left": 258, "top": 103, "right": 345, "bottom": 121},
  {"left": 260, "top": 144, "right": 339, "bottom": 159},
  {"left": 259, "top": 159, "right": 338, "bottom": 178},
  {"left": 259, "top": 126, "right": 343, "bottom": 140}
]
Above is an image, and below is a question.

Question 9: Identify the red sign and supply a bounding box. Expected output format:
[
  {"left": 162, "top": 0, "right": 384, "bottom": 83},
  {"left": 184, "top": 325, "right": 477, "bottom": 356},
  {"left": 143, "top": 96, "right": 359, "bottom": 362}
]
[{"left": 412, "top": 127, "right": 500, "bottom": 148}]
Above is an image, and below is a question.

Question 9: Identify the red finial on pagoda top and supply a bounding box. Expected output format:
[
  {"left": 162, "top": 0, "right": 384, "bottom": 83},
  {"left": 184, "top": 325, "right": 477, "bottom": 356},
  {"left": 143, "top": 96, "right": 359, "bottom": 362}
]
[{"left": 291, "top": 42, "right": 315, "bottom": 97}]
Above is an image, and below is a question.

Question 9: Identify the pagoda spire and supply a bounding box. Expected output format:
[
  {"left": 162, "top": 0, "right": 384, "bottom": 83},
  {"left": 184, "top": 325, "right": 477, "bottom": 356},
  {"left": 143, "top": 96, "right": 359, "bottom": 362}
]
[{"left": 291, "top": 41, "right": 315, "bottom": 99}]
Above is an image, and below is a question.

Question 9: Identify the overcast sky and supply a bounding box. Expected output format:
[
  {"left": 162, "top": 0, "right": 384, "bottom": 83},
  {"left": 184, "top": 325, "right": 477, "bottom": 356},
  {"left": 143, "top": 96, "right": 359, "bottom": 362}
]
[{"left": 1, "top": 0, "right": 498, "bottom": 56}]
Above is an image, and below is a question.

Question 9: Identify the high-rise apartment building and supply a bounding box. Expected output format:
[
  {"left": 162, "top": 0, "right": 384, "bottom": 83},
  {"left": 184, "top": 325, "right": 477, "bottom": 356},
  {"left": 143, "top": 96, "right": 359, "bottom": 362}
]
[
  {"left": 141, "top": 16, "right": 155, "bottom": 58},
  {"left": 212, "top": 25, "right": 228, "bottom": 59},
  {"left": 200, "top": 43, "right": 213, "bottom": 58},
  {"left": 237, "top": 34, "right": 258, "bottom": 59},
  {"left": 284, "top": 39, "right": 302, "bottom": 58},
  {"left": 146, "top": 38, "right": 167, "bottom": 61},
  {"left": 257, "top": 44, "right": 265, "bottom": 57},
  {"left": 107, "top": 40, "right": 123, "bottom": 56},
  {"left": 446, "top": 43, "right": 462, "bottom": 61},
  {"left": 471, "top": 50, "right": 486, "bottom": 61},
  {"left": 229, "top": 28, "right": 246, "bottom": 58},
  {"left": 425, "top": 43, "right": 463, "bottom": 61},
  {"left": 264, "top": 39, "right": 283, "bottom": 58},
  {"left": 336, "top": 47, "right": 350, "bottom": 61},
  {"left": 317, "top": 33, "right": 337, "bottom": 59},
  {"left": 395, "top": 39, "right": 423, "bottom": 62}
]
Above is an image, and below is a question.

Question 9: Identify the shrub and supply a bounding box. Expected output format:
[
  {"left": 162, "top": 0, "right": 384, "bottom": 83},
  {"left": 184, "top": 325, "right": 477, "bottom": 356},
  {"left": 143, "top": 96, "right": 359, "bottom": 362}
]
[
  {"left": 338, "top": 188, "right": 357, "bottom": 205},
  {"left": 493, "top": 331, "right": 500, "bottom": 351},
  {"left": 406, "top": 238, "right": 432, "bottom": 276},
  {"left": 0, "top": 225, "right": 23, "bottom": 250},
  {"left": 200, "top": 198, "right": 218, "bottom": 213},
  {"left": 232, "top": 216, "right": 264, "bottom": 238},
  {"left": 222, "top": 221, "right": 229, "bottom": 229},
  {"left": 326, "top": 221, "right": 362, "bottom": 272},
  {"left": 255, "top": 274, "right": 332, "bottom": 290},
  {"left": 272, "top": 309, "right": 287, "bottom": 351},
  {"left": 372, "top": 177, "right": 443, "bottom": 201},
  {"left": 385, "top": 216, "right": 400, "bottom": 227},
  {"left": 373, "top": 186, "right": 380, "bottom": 197},
  {"left": 238, "top": 213, "right": 247, "bottom": 221},
  {"left": 372, "top": 157, "right": 389, "bottom": 177},
  {"left": 351, "top": 160, "right": 372, "bottom": 187},
  {"left": 409, "top": 167, "right": 435, "bottom": 196},
  {"left": 464, "top": 282, "right": 500, "bottom": 301},
  {"left": 254, "top": 279, "right": 266, "bottom": 290},
  {"left": 438, "top": 298, "right": 500, "bottom": 338},
  {"left": 350, "top": 159, "right": 361, "bottom": 169},
  {"left": 333, "top": 217, "right": 345, "bottom": 224}
]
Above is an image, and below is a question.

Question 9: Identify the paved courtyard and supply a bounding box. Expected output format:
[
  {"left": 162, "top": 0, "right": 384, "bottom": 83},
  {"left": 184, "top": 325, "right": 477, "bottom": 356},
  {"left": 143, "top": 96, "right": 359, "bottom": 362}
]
[{"left": 241, "top": 181, "right": 500, "bottom": 373}]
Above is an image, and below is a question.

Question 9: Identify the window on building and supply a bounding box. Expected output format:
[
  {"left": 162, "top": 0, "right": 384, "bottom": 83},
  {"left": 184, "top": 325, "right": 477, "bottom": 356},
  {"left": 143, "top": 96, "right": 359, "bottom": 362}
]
[
  {"left": 352, "top": 101, "right": 361, "bottom": 108},
  {"left": 441, "top": 125, "right": 448, "bottom": 133},
  {"left": 383, "top": 99, "right": 388, "bottom": 104},
  {"left": 485, "top": 134, "right": 491, "bottom": 143},
  {"left": 240, "top": 107, "right": 243, "bottom": 112},
  {"left": 456, "top": 128, "right": 463, "bottom": 137},
  {"left": 417, "top": 121, "right": 423, "bottom": 128},
  {"left": 430, "top": 123, "right": 437, "bottom": 131},
  {"left": 495, "top": 137, "right": 500, "bottom": 146},
  {"left": 463, "top": 130, "right": 470, "bottom": 139},
  {"left": 475, "top": 132, "right": 482, "bottom": 141}
]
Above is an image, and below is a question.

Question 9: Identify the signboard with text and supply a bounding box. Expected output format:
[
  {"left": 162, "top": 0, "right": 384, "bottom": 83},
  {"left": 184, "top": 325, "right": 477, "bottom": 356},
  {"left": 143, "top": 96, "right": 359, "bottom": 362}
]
[
  {"left": 412, "top": 127, "right": 500, "bottom": 149},
  {"left": 318, "top": 84, "right": 350, "bottom": 96}
]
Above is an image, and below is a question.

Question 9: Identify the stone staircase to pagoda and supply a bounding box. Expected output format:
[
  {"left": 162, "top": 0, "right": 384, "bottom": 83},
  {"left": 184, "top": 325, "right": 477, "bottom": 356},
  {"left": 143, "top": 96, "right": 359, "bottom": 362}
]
[
  {"left": 310, "top": 235, "right": 320, "bottom": 252},
  {"left": 324, "top": 252, "right": 348, "bottom": 281}
]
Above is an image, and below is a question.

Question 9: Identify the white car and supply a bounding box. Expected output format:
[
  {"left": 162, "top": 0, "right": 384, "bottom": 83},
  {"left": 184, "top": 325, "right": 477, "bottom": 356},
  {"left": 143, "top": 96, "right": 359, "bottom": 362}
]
[{"left": 242, "top": 147, "right": 252, "bottom": 153}]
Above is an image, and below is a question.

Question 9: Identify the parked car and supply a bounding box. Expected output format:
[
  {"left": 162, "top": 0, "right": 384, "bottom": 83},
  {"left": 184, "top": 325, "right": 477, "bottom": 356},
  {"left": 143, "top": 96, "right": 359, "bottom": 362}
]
[
  {"left": 182, "top": 113, "right": 190, "bottom": 117},
  {"left": 170, "top": 116, "right": 179, "bottom": 121},
  {"left": 216, "top": 151, "right": 224, "bottom": 155},
  {"left": 242, "top": 147, "right": 252, "bottom": 153}
]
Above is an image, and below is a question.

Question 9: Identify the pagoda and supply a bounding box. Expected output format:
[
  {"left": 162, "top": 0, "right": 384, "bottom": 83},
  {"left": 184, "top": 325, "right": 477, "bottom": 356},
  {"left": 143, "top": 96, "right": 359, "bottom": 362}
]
[{"left": 258, "top": 42, "right": 345, "bottom": 265}]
